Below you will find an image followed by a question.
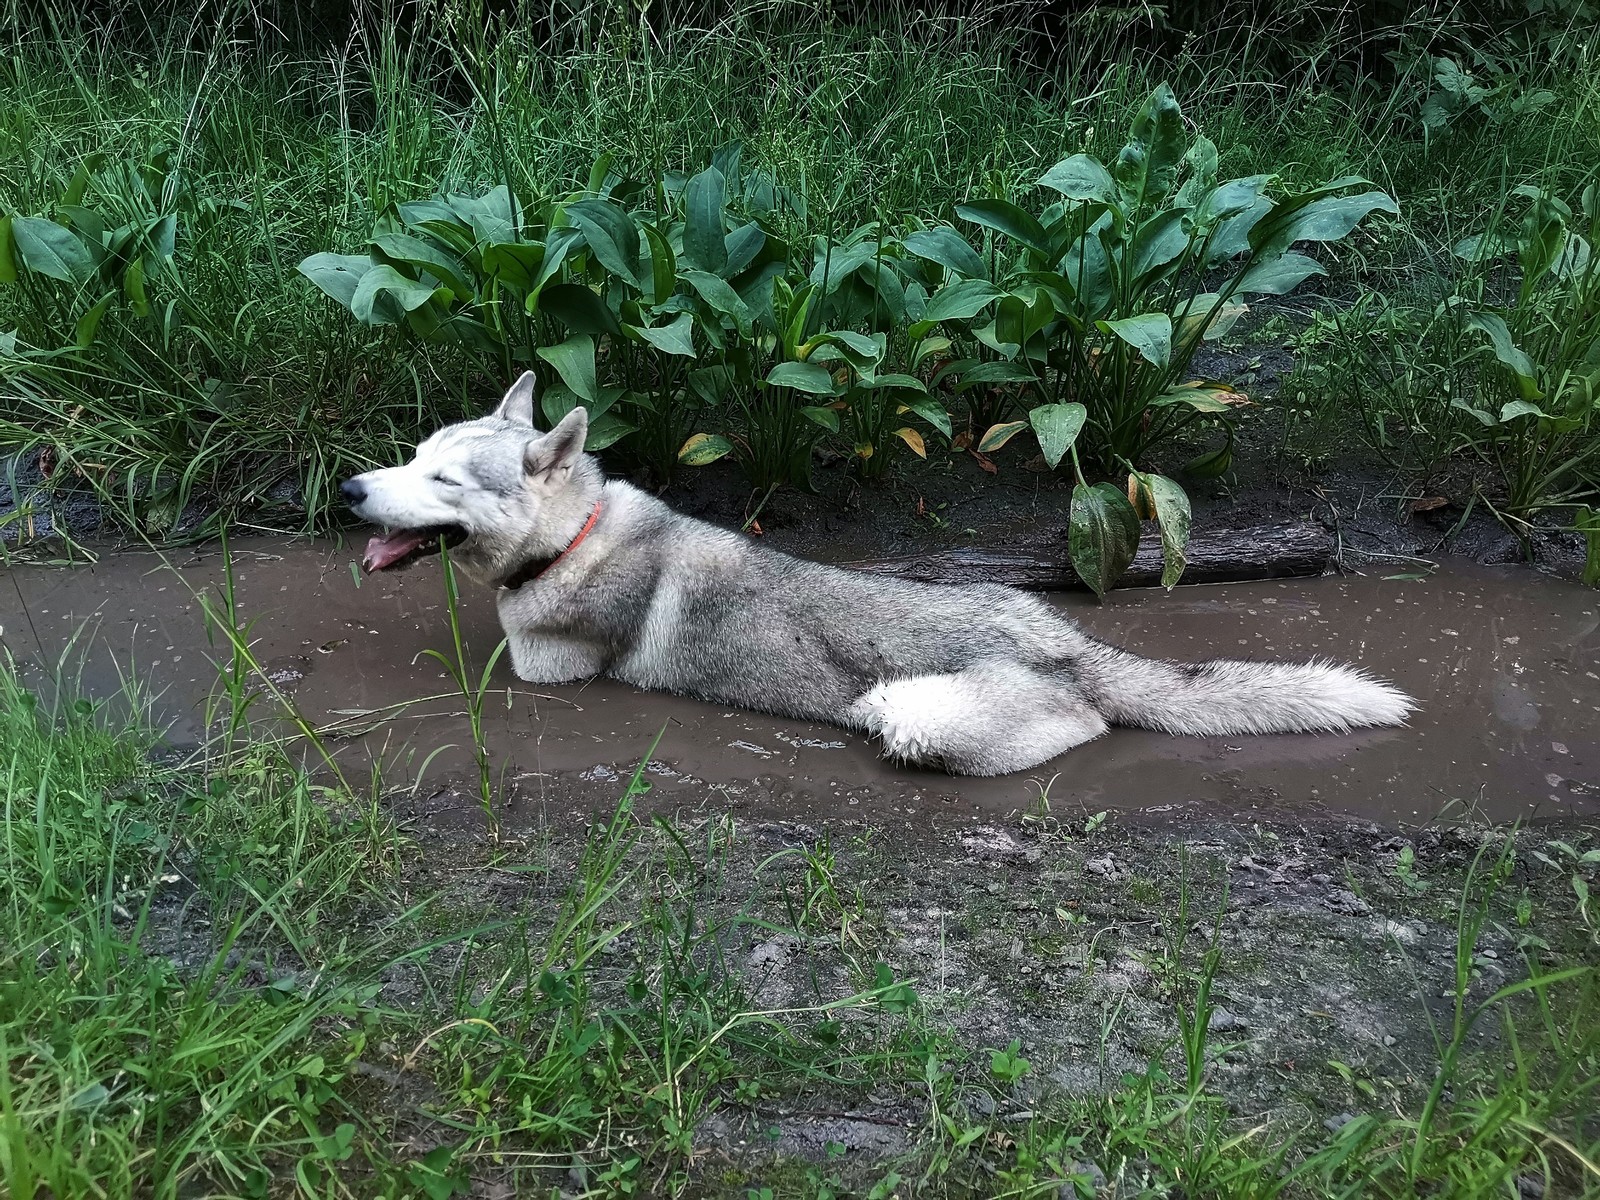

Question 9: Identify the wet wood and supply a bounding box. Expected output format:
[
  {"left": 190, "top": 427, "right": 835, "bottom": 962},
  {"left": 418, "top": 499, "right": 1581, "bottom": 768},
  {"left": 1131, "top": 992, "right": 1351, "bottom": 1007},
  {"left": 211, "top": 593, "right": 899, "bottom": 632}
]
[{"left": 844, "top": 521, "right": 1332, "bottom": 592}]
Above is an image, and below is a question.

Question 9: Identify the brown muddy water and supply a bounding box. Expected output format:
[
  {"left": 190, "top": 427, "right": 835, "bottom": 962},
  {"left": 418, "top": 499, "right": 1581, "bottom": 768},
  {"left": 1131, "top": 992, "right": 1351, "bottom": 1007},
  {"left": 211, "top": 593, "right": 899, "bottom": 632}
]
[{"left": 2, "top": 538, "right": 1596, "bottom": 829}]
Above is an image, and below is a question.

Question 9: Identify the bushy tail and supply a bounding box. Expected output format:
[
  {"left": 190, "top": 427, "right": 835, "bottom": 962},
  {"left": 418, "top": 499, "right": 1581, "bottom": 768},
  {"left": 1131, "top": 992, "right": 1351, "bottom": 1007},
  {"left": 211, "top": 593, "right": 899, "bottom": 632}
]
[{"left": 1075, "top": 643, "right": 1415, "bottom": 736}]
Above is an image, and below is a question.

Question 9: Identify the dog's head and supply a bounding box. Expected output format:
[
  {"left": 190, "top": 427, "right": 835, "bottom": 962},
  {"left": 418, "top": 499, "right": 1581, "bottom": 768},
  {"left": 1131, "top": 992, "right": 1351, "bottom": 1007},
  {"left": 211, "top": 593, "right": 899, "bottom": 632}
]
[{"left": 340, "top": 372, "right": 596, "bottom": 579}]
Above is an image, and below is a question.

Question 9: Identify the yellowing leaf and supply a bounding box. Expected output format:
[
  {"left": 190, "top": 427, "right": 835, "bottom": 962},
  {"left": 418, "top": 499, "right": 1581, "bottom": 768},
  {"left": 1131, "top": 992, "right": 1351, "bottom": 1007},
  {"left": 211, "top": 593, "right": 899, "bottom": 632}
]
[
  {"left": 1127, "top": 472, "right": 1157, "bottom": 520},
  {"left": 977, "top": 420, "right": 1028, "bottom": 453},
  {"left": 894, "top": 427, "right": 927, "bottom": 458}
]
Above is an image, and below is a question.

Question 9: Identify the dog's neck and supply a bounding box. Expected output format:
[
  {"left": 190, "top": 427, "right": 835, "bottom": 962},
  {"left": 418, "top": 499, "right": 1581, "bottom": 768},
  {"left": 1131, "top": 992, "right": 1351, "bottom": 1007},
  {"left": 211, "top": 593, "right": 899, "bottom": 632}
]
[{"left": 496, "top": 495, "right": 604, "bottom": 590}]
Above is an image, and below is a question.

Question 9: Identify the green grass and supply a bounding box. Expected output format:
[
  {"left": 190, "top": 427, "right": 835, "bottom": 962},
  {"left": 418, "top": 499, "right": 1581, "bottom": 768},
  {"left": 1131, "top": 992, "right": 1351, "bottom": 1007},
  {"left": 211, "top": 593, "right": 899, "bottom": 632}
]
[{"left": 2, "top": 6, "right": 1598, "bottom": 537}]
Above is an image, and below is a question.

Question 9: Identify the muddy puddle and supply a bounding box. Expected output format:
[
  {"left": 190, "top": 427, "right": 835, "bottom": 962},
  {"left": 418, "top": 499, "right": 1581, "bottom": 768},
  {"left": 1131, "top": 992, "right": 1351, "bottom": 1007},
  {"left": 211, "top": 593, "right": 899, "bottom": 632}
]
[{"left": 3, "top": 538, "right": 1596, "bottom": 830}]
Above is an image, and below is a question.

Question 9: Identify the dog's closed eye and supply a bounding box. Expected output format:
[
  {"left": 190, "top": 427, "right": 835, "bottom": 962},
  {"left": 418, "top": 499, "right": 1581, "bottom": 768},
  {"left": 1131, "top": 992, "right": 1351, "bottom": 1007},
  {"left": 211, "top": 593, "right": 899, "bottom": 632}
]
[{"left": 431, "top": 473, "right": 463, "bottom": 487}]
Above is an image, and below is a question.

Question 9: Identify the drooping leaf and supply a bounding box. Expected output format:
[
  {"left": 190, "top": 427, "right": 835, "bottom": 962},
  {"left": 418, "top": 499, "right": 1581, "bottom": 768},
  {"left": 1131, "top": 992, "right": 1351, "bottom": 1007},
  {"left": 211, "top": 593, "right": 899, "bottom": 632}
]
[
  {"left": 955, "top": 199, "right": 1052, "bottom": 257},
  {"left": 1499, "top": 400, "right": 1548, "bottom": 421},
  {"left": 297, "top": 252, "right": 374, "bottom": 311},
  {"left": 1038, "top": 154, "right": 1118, "bottom": 203},
  {"left": 539, "top": 282, "right": 620, "bottom": 336},
  {"left": 1249, "top": 188, "right": 1398, "bottom": 259},
  {"left": 798, "top": 404, "right": 840, "bottom": 433},
  {"left": 953, "top": 360, "right": 1039, "bottom": 390},
  {"left": 683, "top": 166, "right": 728, "bottom": 274},
  {"left": 585, "top": 411, "right": 637, "bottom": 451},
  {"left": 12, "top": 217, "right": 95, "bottom": 284},
  {"left": 920, "top": 278, "right": 1005, "bottom": 324},
  {"left": 370, "top": 232, "right": 472, "bottom": 296},
  {"left": 1467, "top": 313, "right": 1542, "bottom": 400},
  {"left": 681, "top": 269, "right": 752, "bottom": 334},
  {"left": 1028, "top": 402, "right": 1087, "bottom": 470},
  {"left": 901, "top": 227, "right": 987, "bottom": 279},
  {"left": 1181, "top": 427, "right": 1234, "bottom": 479},
  {"left": 897, "top": 394, "right": 952, "bottom": 438},
  {"left": 977, "top": 420, "right": 1029, "bottom": 453},
  {"left": 537, "top": 333, "right": 599, "bottom": 403},
  {"left": 482, "top": 241, "right": 546, "bottom": 291},
  {"left": 1234, "top": 250, "right": 1325, "bottom": 296},
  {"left": 1101, "top": 312, "right": 1172, "bottom": 369},
  {"left": 1069, "top": 482, "right": 1141, "bottom": 598},
  {"left": 351, "top": 263, "right": 441, "bottom": 324},
  {"left": 122, "top": 256, "right": 148, "bottom": 316},
  {"left": 1145, "top": 472, "right": 1192, "bottom": 588},
  {"left": 678, "top": 432, "right": 733, "bottom": 466},
  {"left": 893, "top": 427, "right": 927, "bottom": 458},
  {"left": 767, "top": 361, "right": 837, "bottom": 395},
  {"left": 1150, "top": 381, "right": 1248, "bottom": 412}
]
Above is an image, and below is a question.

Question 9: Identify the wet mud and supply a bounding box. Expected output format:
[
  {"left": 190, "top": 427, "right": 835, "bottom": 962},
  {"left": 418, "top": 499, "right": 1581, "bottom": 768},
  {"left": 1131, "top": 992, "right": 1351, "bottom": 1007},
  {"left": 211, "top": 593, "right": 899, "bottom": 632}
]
[{"left": 4, "top": 538, "right": 1596, "bottom": 831}]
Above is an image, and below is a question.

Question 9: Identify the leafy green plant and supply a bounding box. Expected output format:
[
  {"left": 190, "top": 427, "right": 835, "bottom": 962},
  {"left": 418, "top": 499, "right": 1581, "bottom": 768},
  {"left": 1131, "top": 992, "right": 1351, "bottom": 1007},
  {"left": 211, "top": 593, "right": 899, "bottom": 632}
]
[
  {"left": 906, "top": 84, "right": 1395, "bottom": 591},
  {"left": 1449, "top": 184, "right": 1600, "bottom": 520}
]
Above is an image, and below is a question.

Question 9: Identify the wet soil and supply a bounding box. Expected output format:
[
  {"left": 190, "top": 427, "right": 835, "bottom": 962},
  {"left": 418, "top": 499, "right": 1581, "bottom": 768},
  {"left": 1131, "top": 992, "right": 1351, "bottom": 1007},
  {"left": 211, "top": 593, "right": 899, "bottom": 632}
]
[{"left": 3, "top": 537, "right": 1596, "bottom": 832}]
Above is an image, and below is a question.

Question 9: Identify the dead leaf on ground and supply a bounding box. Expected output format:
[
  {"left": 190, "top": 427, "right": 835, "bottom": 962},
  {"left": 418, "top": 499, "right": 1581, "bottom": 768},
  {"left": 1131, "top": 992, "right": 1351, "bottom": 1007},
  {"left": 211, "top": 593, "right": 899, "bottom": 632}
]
[
  {"left": 970, "top": 450, "right": 997, "bottom": 475},
  {"left": 1407, "top": 495, "right": 1450, "bottom": 515}
]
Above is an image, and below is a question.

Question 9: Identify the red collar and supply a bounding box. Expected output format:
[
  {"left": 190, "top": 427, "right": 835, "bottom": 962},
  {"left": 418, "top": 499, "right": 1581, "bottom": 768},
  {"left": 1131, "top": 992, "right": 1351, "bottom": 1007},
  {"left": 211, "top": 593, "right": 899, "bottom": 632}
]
[{"left": 498, "top": 500, "right": 603, "bottom": 591}]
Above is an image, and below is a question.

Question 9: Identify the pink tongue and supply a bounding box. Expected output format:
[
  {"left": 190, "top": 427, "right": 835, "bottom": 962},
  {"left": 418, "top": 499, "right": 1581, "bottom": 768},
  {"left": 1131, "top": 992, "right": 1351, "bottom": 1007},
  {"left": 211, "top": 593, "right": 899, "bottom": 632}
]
[{"left": 362, "top": 529, "right": 433, "bottom": 572}]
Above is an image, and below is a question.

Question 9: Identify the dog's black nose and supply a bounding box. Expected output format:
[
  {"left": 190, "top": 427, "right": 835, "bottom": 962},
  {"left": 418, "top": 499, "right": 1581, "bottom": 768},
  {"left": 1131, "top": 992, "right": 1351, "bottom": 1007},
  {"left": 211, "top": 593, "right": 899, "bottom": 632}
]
[{"left": 340, "top": 479, "right": 366, "bottom": 506}]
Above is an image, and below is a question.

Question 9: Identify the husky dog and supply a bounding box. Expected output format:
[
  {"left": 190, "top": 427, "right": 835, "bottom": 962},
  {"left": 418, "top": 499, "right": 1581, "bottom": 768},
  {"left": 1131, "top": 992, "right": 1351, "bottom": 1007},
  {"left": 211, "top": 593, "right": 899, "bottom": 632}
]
[{"left": 340, "top": 372, "right": 1414, "bottom": 777}]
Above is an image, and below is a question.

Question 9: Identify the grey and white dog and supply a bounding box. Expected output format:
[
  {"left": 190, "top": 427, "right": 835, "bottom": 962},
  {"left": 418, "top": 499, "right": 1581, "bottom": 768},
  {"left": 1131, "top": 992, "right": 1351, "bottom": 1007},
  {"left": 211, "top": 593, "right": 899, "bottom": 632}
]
[{"left": 341, "top": 372, "right": 1414, "bottom": 777}]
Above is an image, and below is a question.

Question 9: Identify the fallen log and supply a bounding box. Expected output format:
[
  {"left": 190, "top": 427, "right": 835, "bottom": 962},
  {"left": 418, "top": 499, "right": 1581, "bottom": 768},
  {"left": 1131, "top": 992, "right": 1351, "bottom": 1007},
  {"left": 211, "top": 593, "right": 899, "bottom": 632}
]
[{"left": 842, "top": 521, "right": 1332, "bottom": 592}]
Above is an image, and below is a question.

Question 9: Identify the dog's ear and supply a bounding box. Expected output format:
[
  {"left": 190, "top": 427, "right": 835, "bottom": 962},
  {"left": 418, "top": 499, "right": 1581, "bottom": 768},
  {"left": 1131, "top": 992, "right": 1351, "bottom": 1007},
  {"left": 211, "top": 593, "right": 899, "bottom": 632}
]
[
  {"left": 524, "top": 406, "right": 588, "bottom": 479},
  {"left": 493, "top": 371, "right": 538, "bottom": 425}
]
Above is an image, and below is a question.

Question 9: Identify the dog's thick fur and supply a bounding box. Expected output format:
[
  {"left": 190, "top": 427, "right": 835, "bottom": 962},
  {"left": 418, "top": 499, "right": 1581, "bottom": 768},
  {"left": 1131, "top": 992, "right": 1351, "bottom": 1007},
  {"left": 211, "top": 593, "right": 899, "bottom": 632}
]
[{"left": 341, "top": 373, "right": 1414, "bottom": 777}]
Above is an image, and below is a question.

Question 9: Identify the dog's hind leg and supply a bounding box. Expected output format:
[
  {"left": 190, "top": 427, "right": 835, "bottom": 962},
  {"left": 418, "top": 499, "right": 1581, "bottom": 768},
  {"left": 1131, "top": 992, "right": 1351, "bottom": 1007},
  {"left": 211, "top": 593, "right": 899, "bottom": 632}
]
[{"left": 845, "top": 659, "right": 1107, "bottom": 776}]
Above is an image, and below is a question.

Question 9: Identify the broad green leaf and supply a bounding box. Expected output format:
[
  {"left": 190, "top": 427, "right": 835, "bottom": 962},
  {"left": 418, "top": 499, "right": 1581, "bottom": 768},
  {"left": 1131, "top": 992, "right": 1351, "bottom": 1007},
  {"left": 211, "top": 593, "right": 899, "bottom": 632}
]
[
  {"left": 1467, "top": 313, "right": 1542, "bottom": 400},
  {"left": 351, "top": 263, "right": 441, "bottom": 324},
  {"left": 0, "top": 216, "right": 16, "bottom": 284},
  {"left": 955, "top": 199, "right": 1051, "bottom": 257},
  {"left": 1038, "top": 154, "right": 1117, "bottom": 203},
  {"left": 683, "top": 166, "right": 728, "bottom": 274},
  {"left": 1249, "top": 189, "right": 1398, "bottom": 259},
  {"left": 767, "top": 361, "right": 836, "bottom": 394},
  {"left": 1143, "top": 472, "right": 1191, "bottom": 588},
  {"left": 12, "top": 216, "right": 95, "bottom": 283},
  {"left": 1235, "top": 250, "right": 1325, "bottom": 296},
  {"left": 537, "top": 333, "right": 599, "bottom": 403},
  {"left": 921, "top": 278, "right": 1005, "bottom": 324},
  {"left": 585, "top": 411, "right": 637, "bottom": 451},
  {"left": 1175, "top": 293, "right": 1248, "bottom": 343},
  {"left": 681, "top": 269, "right": 751, "bottom": 333},
  {"left": 977, "top": 420, "right": 1029, "bottom": 452},
  {"left": 901, "top": 228, "right": 986, "bottom": 279},
  {"left": 539, "top": 282, "right": 620, "bottom": 336},
  {"left": 633, "top": 311, "right": 696, "bottom": 357},
  {"left": 1114, "top": 84, "right": 1185, "bottom": 207},
  {"left": 1101, "top": 312, "right": 1172, "bottom": 368},
  {"left": 723, "top": 222, "right": 767, "bottom": 278},
  {"left": 74, "top": 291, "right": 115, "bottom": 348},
  {"left": 298, "top": 252, "right": 373, "bottom": 310},
  {"left": 897, "top": 394, "right": 952, "bottom": 438},
  {"left": 954, "top": 360, "right": 1038, "bottom": 390},
  {"left": 862, "top": 372, "right": 927, "bottom": 393},
  {"left": 1131, "top": 209, "right": 1192, "bottom": 285},
  {"left": 1499, "top": 400, "right": 1548, "bottom": 421},
  {"left": 371, "top": 231, "right": 472, "bottom": 296},
  {"left": 566, "top": 198, "right": 642, "bottom": 287},
  {"left": 1028, "top": 402, "right": 1087, "bottom": 470},
  {"left": 800, "top": 404, "right": 840, "bottom": 431},
  {"left": 482, "top": 241, "right": 545, "bottom": 291},
  {"left": 679, "top": 432, "right": 732, "bottom": 466},
  {"left": 1070, "top": 482, "right": 1140, "bottom": 598}
]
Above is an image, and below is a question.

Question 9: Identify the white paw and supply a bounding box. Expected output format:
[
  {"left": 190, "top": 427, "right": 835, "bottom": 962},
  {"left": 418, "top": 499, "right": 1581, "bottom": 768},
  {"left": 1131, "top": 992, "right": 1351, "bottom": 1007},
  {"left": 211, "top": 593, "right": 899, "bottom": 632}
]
[{"left": 848, "top": 677, "right": 953, "bottom": 764}]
